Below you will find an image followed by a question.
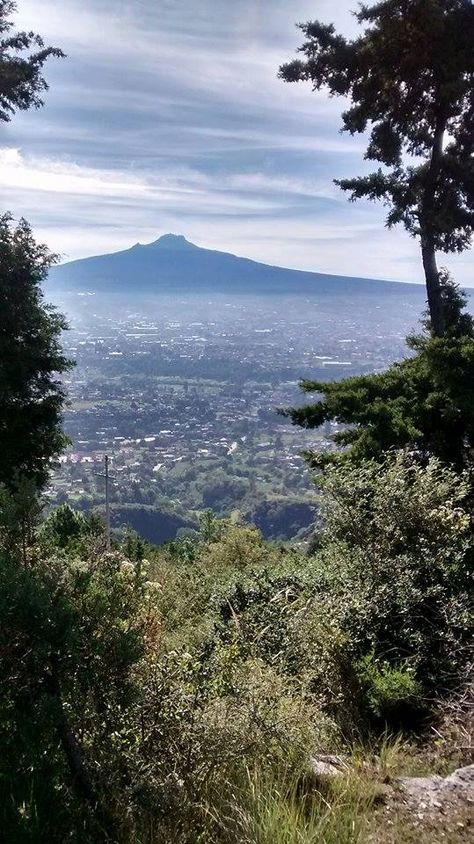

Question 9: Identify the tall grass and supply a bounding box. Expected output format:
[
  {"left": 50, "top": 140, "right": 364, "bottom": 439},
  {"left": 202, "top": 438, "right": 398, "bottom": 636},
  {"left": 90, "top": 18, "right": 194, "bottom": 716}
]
[{"left": 195, "top": 764, "right": 376, "bottom": 844}]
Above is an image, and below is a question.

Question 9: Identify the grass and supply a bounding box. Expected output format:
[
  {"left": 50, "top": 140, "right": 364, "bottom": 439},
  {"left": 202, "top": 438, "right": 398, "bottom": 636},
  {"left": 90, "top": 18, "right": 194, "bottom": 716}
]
[
  {"left": 186, "top": 733, "right": 473, "bottom": 844},
  {"left": 186, "top": 763, "right": 379, "bottom": 844},
  {"left": 234, "top": 775, "right": 367, "bottom": 844},
  {"left": 350, "top": 731, "right": 434, "bottom": 780},
  {"left": 19, "top": 738, "right": 473, "bottom": 844}
]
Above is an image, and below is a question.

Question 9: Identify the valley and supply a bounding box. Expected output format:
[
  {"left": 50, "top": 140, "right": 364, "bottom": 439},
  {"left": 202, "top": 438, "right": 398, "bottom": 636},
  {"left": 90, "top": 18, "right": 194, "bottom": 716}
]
[{"left": 47, "top": 287, "right": 425, "bottom": 541}]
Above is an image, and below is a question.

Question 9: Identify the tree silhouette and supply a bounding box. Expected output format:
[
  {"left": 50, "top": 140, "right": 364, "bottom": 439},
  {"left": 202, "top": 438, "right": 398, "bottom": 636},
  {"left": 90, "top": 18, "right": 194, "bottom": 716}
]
[
  {"left": 0, "top": 0, "right": 64, "bottom": 122},
  {"left": 0, "top": 216, "right": 72, "bottom": 489},
  {"left": 280, "top": 0, "right": 474, "bottom": 336}
]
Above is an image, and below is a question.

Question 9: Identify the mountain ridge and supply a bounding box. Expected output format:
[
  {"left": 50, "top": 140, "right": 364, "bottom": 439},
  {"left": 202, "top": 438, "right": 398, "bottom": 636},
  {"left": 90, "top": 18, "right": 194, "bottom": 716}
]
[{"left": 48, "top": 233, "right": 424, "bottom": 297}]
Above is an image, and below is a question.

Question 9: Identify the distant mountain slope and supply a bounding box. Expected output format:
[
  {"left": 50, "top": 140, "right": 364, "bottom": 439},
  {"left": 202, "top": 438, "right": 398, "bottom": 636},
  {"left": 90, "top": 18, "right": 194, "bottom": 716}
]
[{"left": 48, "top": 233, "right": 424, "bottom": 297}]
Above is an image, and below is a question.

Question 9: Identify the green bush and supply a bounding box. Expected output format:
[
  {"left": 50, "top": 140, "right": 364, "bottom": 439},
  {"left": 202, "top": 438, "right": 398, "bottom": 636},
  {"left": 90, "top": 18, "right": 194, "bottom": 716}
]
[
  {"left": 209, "top": 454, "right": 473, "bottom": 731},
  {"left": 358, "top": 654, "right": 422, "bottom": 724},
  {"left": 2, "top": 451, "right": 472, "bottom": 839},
  {"left": 316, "top": 453, "right": 473, "bottom": 724},
  {"left": 0, "top": 545, "right": 150, "bottom": 840},
  {"left": 40, "top": 502, "right": 104, "bottom": 553},
  {"left": 130, "top": 648, "right": 323, "bottom": 839},
  {"left": 213, "top": 570, "right": 361, "bottom": 728},
  {"left": 146, "top": 522, "right": 285, "bottom": 648}
]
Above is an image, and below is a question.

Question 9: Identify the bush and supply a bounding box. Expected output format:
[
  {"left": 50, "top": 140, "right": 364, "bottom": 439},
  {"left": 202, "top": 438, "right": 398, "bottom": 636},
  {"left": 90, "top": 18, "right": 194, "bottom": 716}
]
[
  {"left": 147, "top": 523, "right": 284, "bottom": 648},
  {"left": 316, "top": 453, "right": 473, "bottom": 724},
  {"left": 130, "top": 648, "right": 323, "bottom": 838},
  {"left": 209, "top": 454, "right": 473, "bottom": 731},
  {"left": 40, "top": 502, "right": 104, "bottom": 553},
  {"left": 358, "top": 654, "right": 422, "bottom": 725},
  {"left": 0, "top": 545, "right": 150, "bottom": 840},
  {"left": 214, "top": 570, "right": 361, "bottom": 727},
  {"left": 2, "top": 450, "right": 472, "bottom": 840}
]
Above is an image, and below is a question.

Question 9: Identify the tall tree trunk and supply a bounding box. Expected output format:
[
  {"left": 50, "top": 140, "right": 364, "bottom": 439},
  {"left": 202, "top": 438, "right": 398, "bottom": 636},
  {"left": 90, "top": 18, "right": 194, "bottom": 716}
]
[
  {"left": 421, "top": 233, "right": 445, "bottom": 336},
  {"left": 421, "top": 117, "right": 446, "bottom": 337}
]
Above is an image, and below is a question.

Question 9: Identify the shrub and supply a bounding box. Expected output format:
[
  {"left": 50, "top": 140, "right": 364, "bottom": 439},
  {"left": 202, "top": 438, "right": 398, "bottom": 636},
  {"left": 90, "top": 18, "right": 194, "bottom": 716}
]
[
  {"left": 40, "top": 503, "right": 104, "bottom": 553},
  {"left": 358, "top": 654, "right": 422, "bottom": 725},
  {"left": 316, "top": 453, "right": 473, "bottom": 723},
  {"left": 147, "top": 523, "right": 284, "bottom": 648},
  {"left": 214, "top": 570, "right": 361, "bottom": 727},
  {"left": 0, "top": 545, "right": 150, "bottom": 839},
  {"left": 210, "top": 454, "right": 473, "bottom": 731},
  {"left": 130, "top": 648, "right": 326, "bottom": 840}
]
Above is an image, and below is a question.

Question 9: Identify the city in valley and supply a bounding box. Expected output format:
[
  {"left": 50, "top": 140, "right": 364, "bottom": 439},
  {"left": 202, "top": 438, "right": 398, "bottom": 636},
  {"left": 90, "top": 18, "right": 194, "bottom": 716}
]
[{"left": 47, "top": 289, "right": 423, "bottom": 543}]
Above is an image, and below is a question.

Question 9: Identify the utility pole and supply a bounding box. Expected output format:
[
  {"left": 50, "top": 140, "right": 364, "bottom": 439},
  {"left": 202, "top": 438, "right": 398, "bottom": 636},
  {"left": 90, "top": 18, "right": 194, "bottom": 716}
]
[
  {"left": 95, "top": 455, "right": 115, "bottom": 550},
  {"left": 105, "top": 454, "right": 110, "bottom": 550}
]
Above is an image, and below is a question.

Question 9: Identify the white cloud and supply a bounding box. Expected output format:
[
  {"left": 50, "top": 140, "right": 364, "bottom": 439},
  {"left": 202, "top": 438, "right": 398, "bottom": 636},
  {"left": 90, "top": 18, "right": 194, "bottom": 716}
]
[
  {"left": 1, "top": 146, "right": 345, "bottom": 212},
  {"left": 2, "top": 145, "right": 471, "bottom": 285},
  {"left": 226, "top": 172, "right": 340, "bottom": 200},
  {"left": 0, "top": 148, "right": 150, "bottom": 197},
  {"left": 4, "top": 1, "right": 472, "bottom": 286},
  {"left": 14, "top": 0, "right": 347, "bottom": 123}
]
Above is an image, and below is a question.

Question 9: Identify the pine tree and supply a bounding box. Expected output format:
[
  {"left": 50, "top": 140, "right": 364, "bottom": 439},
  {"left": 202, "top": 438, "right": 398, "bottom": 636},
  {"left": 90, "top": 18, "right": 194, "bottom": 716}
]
[
  {"left": 280, "top": 0, "right": 474, "bottom": 336},
  {"left": 0, "top": 0, "right": 64, "bottom": 122},
  {"left": 282, "top": 273, "right": 474, "bottom": 470},
  {"left": 0, "top": 215, "right": 72, "bottom": 489}
]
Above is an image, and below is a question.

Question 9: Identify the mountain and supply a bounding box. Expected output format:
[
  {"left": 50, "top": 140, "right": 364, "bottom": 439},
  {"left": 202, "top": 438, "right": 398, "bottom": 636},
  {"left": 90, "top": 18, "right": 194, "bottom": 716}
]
[{"left": 48, "top": 233, "right": 423, "bottom": 297}]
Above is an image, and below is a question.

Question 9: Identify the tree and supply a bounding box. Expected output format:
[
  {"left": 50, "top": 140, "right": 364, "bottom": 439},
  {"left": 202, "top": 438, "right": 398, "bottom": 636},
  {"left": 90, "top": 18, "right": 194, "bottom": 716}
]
[
  {"left": 0, "top": 0, "right": 64, "bottom": 122},
  {"left": 0, "top": 215, "right": 72, "bottom": 490},
  {"left": 280, "top": 0, "right": 474, "bottom": 336},
  {"left": 282, "top": 272, "right": 474, "bottom": 470},
  {"left": 0, "top": 4, "right": 69, "bottom": 489},
  {"left": 40, "top": 503, "right": 105, "bottom": 551}
]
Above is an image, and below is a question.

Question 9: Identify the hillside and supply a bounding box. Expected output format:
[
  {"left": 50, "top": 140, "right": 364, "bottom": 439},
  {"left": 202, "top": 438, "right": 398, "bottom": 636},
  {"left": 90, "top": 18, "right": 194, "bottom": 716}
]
[{"left": 48, "top": 233, "right": 424, "bottom": 297}]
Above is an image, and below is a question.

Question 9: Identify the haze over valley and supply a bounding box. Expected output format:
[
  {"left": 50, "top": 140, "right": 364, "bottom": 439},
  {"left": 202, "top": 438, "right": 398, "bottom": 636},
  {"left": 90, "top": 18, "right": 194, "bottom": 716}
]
[{"left": 48, "top": 236, "right": 428, "bottom": 542}]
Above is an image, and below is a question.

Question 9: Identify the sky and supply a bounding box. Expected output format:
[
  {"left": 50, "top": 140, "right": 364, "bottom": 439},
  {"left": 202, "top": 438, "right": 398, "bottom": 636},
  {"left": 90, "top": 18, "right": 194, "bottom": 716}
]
[{"left": 1, "top": 0, "right": 473, "bottom": 284}]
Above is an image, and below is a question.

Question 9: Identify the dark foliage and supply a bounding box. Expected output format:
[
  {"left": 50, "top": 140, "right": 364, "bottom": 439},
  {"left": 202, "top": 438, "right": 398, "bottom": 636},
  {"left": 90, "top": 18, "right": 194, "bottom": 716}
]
[
  {"left": 280, "top": 0, "right": 474, "bottom": 335},
  {"left": 282, "top": 274, "right": 474, "bottom": 470},
  {"left": 0, "top": 0, "right": 64, "bottom": 122},
  {"left": 0, "top": 215, "right": 73, "bottom": 489}
]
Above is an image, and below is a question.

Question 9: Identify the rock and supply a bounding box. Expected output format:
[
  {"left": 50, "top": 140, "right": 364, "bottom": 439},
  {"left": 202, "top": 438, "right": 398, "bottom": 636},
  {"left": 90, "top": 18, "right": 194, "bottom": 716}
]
[
  {"left": 444, "top": 765, "right": 474, "bottom": 791},
  {"left": 310, "top": 754, "right": 349, "bottom": 779},
  {"left": 398, "top": 774, "right": 444, "bottom": 808},
  {"left": 397, "top": 764, "right": 474, "bottom": 811}
]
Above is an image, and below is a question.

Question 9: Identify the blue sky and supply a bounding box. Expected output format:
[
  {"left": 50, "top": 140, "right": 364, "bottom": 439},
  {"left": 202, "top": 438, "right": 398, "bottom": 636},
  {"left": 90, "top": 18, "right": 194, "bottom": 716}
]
[{"left": 1, "top": 0, "right": 472, "bottom": 284}]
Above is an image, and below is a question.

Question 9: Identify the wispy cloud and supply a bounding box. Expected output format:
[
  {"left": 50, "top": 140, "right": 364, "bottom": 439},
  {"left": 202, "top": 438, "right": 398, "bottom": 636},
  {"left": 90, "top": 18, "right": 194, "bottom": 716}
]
[
  {"left": 0, "top": 148, "right": 150, "bottom": 197},
  {"left": 3, "top": 0, "right": 472, "bottom": 285},
  {"left": 0, "top": 146, "right": 343, "bottom": 234}
]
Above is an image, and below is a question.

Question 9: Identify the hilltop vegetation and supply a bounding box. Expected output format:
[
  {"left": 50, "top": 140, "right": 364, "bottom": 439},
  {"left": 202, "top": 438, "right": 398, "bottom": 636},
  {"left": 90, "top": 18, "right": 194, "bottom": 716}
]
[{"left": 1, "top": 453, "right": 472, "bottom": 841}]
